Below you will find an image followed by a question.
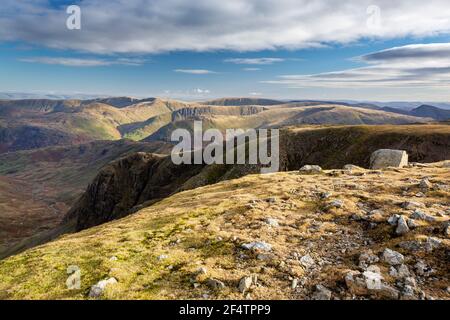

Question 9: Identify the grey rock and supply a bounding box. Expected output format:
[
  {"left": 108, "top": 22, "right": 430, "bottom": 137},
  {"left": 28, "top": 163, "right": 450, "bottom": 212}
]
[
  {"left": 414, "top": 261, "right": 433, "bottom": 276},
  {"left": 89, "top": 277, "right": 118, "bottom": 298},
  {"left": 425, "top": 237, "right": 442, "bottom": 252},
  {"left": 358, "top": 250, "right": 380, "bottom": 269},
  {"left": 206, "top": 278, "right": 226, "bottom": 290},
  {"left": 388, "top": 214, "right": 400, "bottom": 226},
  {"left": 382, "top": 248, "right": 405, "bottom": 266},
  {"left": 419, "top": 178, "right": 433, "bottom": 190},
  {"left": 196, "top": 267, "right": 208, "bottom": 275},
  {"left": 396, "top": 216, "right": 410, "bottom": 235},
  {"left": 311, "top": 285, "right": 332, "bottom": 300},
  {"left": 378, "top": 284, "right": 400, "bottom": 299},
  {"left": 363, "top": 270, "right": 383, "bottom": 290},
  {"left": 238, "top": 276, "right": 253, "bottom": 293},
  {"left": 242, "top": 241, "right": 272, "bottom": 252},
  {"left": 343, "top": 164, "right": 364, "bottom": 172},
  {"left": 299, "top": 165, "right": 322, "bottom": 174},
  {"left": 265, "top": 218, "right": 279, "bottom": 227},
  {"left": 410, "top": 210, "right": 436, "bottom": 222},
  {"left": 402, "top": 201, "right": 425, "bottom": 210},
  {"left": 327, "top": 200, "right": 344, "bottom": 209},
  {"left": 390, "top": 264, "right": 410, "bottom": 279},
  {"left": 401, "top": 285, "right": 417, "bottom": 300},
  {"left": 300, "top": 254, "right": 315, "bottom": 269},
  {"left": 370, "top": 149, "right": 408, "bottom": 169},
  {"left": 407, "top": 219, "right": 419, "bottom": 229},
  {"left": 319, "top": 192, "right": 333, "bottom": 200}
]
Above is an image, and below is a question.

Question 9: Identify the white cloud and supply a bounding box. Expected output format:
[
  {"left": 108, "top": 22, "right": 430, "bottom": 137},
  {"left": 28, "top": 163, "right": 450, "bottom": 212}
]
[
  {"left": 225, "top": 58, "right": 284, "bottom": 65},
  {"left": 195, "top": 88, "right": 210, "bottom": 94},
  {"left": 243, "top": 68, "right": 261, "bottom": 71},
  {"left": 19, "top": 56, "right": 145, "bottom": 67},
  {"left": 174, "top": 69, "right": 217, "bottom": 74},
  {"left": 2, "top": 1, "right": 450, "bottom": 54},
  {"left": 264, "top": 43, "right": 450, "bottom": 89}
]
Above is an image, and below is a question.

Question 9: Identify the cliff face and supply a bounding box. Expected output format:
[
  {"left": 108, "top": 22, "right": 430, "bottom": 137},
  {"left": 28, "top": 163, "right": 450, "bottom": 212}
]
[
  {"left": 279, "top": 125, "right": 450, "bottom": 170},
  {"left": 64, "top": 153, "right": 207, "bottom": 230}
]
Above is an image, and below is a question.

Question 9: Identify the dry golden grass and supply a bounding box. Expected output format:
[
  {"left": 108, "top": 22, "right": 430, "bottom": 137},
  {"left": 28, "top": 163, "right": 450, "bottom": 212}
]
[{"left": 0, "top": 163, "right": 448, "bottom": 300}]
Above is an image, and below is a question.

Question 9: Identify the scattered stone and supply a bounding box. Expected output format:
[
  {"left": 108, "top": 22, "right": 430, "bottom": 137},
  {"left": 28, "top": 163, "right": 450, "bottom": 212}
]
[
  {"left": 256, "top": 253, "right": 274, "bottom": 261},
  {"left": 299, "top": 165, "right": 322, "bottom": 174},
  {"left": 390, "top": 264, "right": 410, "bottom": 279},
  {"left": 396, "top": 216, "right": 410, "bottom": 235},
  {"left": 266, "top": 197, "right": 277, "bottom": 203},
  {"left": 299, "top": 254, "right": 315, "bottom": 269},
  {"left": 327, "top": 200, "right": 344, "bottom": 209},
  {"left": 109, "top": 256, "right": 118, "bottom": 261},
  {"left": 425, "top": 237, "right": 441, "bottom": 252},
  {"left": 419, "top": 178, "right": 433, "bottom": 190},
  {"left": 345, "top": 271, "right": 368, "bottom": 295},
  {"left": 366, "top": 210, "right": 384, "bottom": 222},
  {"left": 265, "top": 218, "right": 279, "bottom": 227},
  {"left": 388, "top": 215, "right": 400, "bottom": 226},
  {"left": 378, "top": 284, "right": 400, "bottom": 299},
  {"left": 363, "top": 269, "right": 383, "bottom": 290},
  {"left": 407, "top": 219, "right": 419, "bottom": 229},
  {"left": 343, "top": 164, "right": 364, "bottom": 172},
  {"left": 157, "top": 254, "right": 169, "bottom": 261},
  {"left": 415, "top": 192, "right": 425, "bottom": 198},
  {"left": 89, "top": 278, "right": 118, "bottom": 298},
  {"left": 319, "top": 192, "right": 332, "bottom": 200},
  {"left": 398, "top": 241, "right": 422, "bottom": 252},
  {"left": 410, "top": 210, "right": 436, "bottom": 222},
  {"left": 196, "top": 267, "right": 208, "bottom": 275},
  {"left": 206, "top": 278, "right": 226, "bottom": 290},
  {"left": 242, "top": 241, "right": 272, "bottom": 252},
  {"left": 358, "top": 250, "right": 380, "bottom": 269},
  {"left": 291, "top": 278, "right": 298, "bottom": 289},
  {"left": 382, "top": 248, "right": 405, "bottom": 266},
  {"left": 370, "top": 149, "right": 408, "bottom": 169},
  {"left": 402, "top": 201, "right": 425, "bottom": 210},
  {"left": 311, "top": 285, "right": 332, "bottom": 300},
  {"left": 238, "top": 276, "right": 253, "bottom": 293}
]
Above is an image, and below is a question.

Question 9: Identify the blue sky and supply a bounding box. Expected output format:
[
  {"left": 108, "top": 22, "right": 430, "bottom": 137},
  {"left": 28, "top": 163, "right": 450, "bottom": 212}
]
[{"left": 1, "top": 1, "right": 450, "bottom": 101}]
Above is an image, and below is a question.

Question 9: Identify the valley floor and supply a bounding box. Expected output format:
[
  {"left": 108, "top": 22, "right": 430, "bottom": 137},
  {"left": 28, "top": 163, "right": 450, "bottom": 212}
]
[{"left": 0, "top": 163, "right": 449, "bottom": 300}]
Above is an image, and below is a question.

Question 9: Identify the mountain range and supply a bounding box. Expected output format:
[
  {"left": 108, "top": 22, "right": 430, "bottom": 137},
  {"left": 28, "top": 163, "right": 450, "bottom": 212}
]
[
  {"left": 0, "top": 96, "right": 448, "bottom": 300},
  {"left": 2, "top": 97, "right": 447, "bottom": 154}
]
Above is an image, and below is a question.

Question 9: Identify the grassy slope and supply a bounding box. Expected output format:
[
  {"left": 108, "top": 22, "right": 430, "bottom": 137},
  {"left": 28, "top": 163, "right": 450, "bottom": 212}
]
[{"left": 0, "top": 165, "right": 448, "bottom": 300}]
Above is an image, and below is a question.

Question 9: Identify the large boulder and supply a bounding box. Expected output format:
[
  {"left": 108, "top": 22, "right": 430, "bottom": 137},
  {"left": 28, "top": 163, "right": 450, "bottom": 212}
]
[{"left": 370, "top": 149, "right": 408, "bottom": 169}]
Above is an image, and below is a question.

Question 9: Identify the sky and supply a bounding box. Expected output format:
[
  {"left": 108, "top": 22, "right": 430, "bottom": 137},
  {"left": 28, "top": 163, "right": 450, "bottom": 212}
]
[{"left": 1, "top": 0, "right": 450, "bottom": 101}]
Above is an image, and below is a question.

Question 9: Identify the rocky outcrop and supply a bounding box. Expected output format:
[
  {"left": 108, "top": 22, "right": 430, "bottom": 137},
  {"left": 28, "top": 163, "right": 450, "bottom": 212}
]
[
  {"left": 370, "top": 149, "right": 409, "bottom": 169},
  {"left": 279, "top": 125, "right": 450, "bottom": 170},
  {"left": 64, "top": 152, "right": 208, "bottom": 230}
]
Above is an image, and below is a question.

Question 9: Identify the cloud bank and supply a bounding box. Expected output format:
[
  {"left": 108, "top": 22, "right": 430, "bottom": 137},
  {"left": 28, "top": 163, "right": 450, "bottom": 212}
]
[
  {"left": 174, "top": 69, "right": 217, "bottom": 74},
  {"left": 19, "top": 57, "right": 146, "bottom": 67},
  {"left": 2, "top": 0, "right": 450, "bottom": 54},
  {"left": 264, "top": 43, "right": 450, "bottom": 89}
]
